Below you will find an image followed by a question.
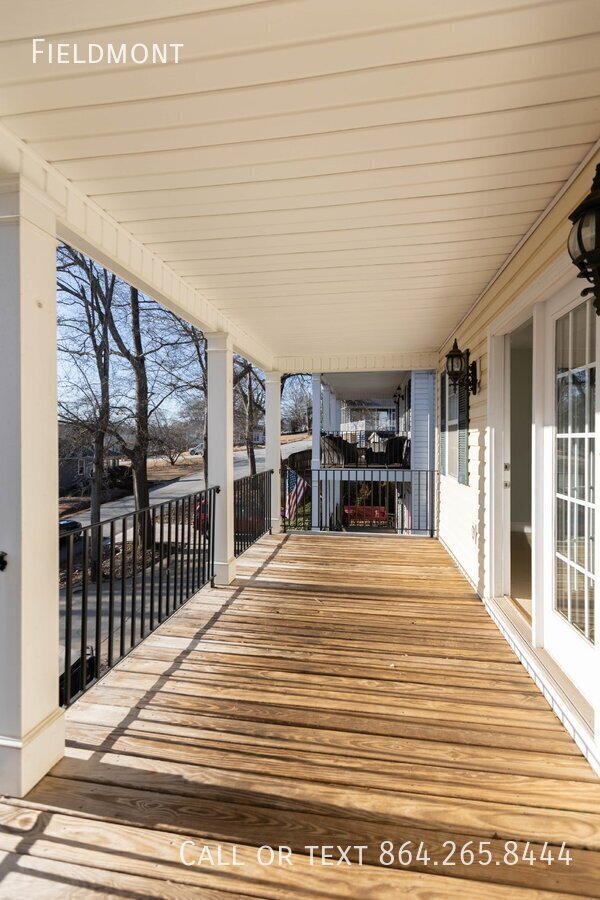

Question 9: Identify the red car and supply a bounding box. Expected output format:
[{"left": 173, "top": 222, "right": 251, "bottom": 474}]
[{"left": 195, "top": 497, "right": 265, "bottom": 533}]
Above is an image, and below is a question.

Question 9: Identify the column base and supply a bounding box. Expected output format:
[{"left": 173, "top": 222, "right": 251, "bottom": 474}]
[
  {"left": 270, "top": 517, "right": 282, "bottom": 534},
  {"left": 213, "top": 559, "right": 237, "bottom": 585},
  {"left": 0, "top": 706, "right": 65, "bottom": 797}
]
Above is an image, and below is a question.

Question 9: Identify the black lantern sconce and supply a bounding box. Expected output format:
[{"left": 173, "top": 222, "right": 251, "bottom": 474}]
[
  {"left": 445, "top": 339, "right": 478, "bottom": 395},
  {"left": 568, "top": 162, "right": 600, "bottom": 315}
]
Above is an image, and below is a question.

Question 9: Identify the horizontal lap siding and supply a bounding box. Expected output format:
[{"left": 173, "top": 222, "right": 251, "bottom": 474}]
[{"left": 436, "top": 152, "right": 600, "bottom": 596}]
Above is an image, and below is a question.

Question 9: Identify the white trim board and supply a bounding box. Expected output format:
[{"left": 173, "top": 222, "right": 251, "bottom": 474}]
[{"left": 486, "top": 596, "right": 599, "bottom": 776}]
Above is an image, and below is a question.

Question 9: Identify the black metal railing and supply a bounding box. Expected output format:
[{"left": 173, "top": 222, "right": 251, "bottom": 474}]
[
  {"left": 60, "top": 485, "right": 219, "bottom": 707},
  {"left": 321, "top": 430, "right": 410, "bottom": 468},
  {"left": 283, "top": 466, "right": 436, "bottom": 536},
  {"left": 234, "top": 469, "right": 272, "bottom": 557}
]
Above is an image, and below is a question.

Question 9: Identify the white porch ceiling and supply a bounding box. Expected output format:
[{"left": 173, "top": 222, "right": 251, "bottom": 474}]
[{"left": 1, "top": 0, "right": 600, "bottom": 364}]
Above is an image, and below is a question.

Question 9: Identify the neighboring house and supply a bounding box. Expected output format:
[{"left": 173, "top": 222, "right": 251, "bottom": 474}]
[{"left": 58, "top": 447, "right": 121, "bottom": 492}]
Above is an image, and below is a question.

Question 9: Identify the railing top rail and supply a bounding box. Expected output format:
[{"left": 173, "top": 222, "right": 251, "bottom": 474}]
[
  {"left": 234, "top": 469, "right": 274, "bottom": 482},
  {"left": 69, "top": 483, "right": 220, "bottom": 534}
]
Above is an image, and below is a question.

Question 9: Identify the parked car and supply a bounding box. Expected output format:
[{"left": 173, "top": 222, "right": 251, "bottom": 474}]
[
  {"left": 189, "top": 443, "right": 204, "bottom": 456},
  {"left": 59, "top": 519, "right": 83, "bottom": 543},
  {"left": 194, "top": 497, "right": 265, "bottom": 534}
]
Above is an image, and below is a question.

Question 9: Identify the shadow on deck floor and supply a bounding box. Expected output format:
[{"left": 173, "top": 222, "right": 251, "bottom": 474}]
[{"left": 1, "top": 533, "right": 599, "bottom": 898}]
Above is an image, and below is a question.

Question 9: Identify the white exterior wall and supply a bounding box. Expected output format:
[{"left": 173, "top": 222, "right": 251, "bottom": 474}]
[
  {"left": 438, "top": 357, "right": 487, "bottom": 592},
  {"left": 437, "top": 253, "right": 600, "bottom": 769}
]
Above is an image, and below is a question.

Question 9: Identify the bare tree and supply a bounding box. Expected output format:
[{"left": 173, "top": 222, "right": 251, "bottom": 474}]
[
  {"left": 57, "top": 246, "right": 115, "bottom": 542},
  {"left": 281, "top": 374, "right": 311, "bottom": 434},
  {"left": 150, "top": 414, "right": 189, "bottom": 466}
]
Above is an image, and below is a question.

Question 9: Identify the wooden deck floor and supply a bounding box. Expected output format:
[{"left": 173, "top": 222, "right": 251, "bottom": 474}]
[{"left": 1, "top": 533, "right": 599, "bottom": 898}]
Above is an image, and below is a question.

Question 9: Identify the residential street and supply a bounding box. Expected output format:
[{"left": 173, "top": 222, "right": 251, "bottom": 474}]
[{"left": 73, "top": 438, "right": 311, "bottom": 532}]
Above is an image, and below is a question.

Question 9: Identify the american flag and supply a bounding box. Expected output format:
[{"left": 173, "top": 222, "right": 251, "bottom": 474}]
[{"left": 285, "top": 468, "right": 308, "bottom": 522}]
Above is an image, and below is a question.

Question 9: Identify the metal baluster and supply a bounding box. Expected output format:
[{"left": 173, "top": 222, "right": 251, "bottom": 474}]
[
  {"left": 80, "top": 530, "right": 89, "bottom": 691},
  {"left": 108, "top": 520, "right": 116, "bottom": 668},
  {"left": 166, "top": 501, "right": 172, "bottom": 615},
  {"left": 93, "top": 525, "right": 102, "bottom": 683},
  {"left": 131, "top": 510, "right": 138, "bottom": 648},
  {"left": 173, "top": 500, "right": 179, "bottom": 607},
  {"left": 120, "top": 517, "right": 127, "bottom": 658},
  {"left": 192, "top": 493, "right": 198, "bottom": 593},
  {"left": 158, "top": 505, "right": 164, "bottom": 622},
  {"left": 150, "top": 507, "right": 156, "bottom": 630},
  {"left": 140, "top": 509, "right": 147, "bottom": 638},
  {"left": 179, "top": 498, "right": 185, "bottom": 607},
  {"left": 63, "top": 535, "right": 73, "bottom": 707},
  {"left": 186, "top": 493, "right": 192, "bottom": 598}
]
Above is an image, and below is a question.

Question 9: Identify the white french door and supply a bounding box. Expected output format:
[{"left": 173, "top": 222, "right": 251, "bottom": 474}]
[{"left": 543, "top": 292, "right": 598, "bottom": 694}]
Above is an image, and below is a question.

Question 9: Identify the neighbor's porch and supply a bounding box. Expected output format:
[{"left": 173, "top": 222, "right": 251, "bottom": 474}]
[{"left": 1, "top": 532, "right": 598, "bottom": 897}]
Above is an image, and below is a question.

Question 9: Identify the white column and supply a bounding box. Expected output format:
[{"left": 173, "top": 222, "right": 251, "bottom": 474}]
[
  {"left": 206, "top": 332, "right": 235, "bottom": 585},
  {"left": 410, "top": 370, "right": 435, "bottom": 534},
  {"left": 329, "top": 391, "right": 338, "bottom": 432},
  {"left": 311, "top": 374, "right": 322, "bottom": 530},
  {"left": 332, "top": 396, "right": 342, "bottom": 430},
  {"left": 265, "top": 371, "right": 282, "bottom": 534},
  {"left": 0, "top": 177, "right": 65, "bottom": 797},
  {"left": 322, "top": 384, "right": 331, "bottom": 432}
]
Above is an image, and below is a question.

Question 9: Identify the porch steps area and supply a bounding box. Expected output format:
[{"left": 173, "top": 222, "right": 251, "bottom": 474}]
[{"left": 1, "top": 533, "right": 599, "bottom": 897}]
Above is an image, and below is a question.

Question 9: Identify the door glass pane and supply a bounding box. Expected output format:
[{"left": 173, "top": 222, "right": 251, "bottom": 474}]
[
  {"left": 554, "top": 299, "right": 595, "bottom": 643},
  {"left": 571, "top": 370, "right": 587, "bottom": 433},
  {"left": 570, "top": 502, "right": 585, "bottom": 566},
  {"left": 570, "top": 438, "right": 585, "bottom": 499},
  {"left": 556, "top": 498, "right": 568, "bottom": 555},
  {"left": 556, "top": 314, "right": 570, "bottom": 374},
  {"left": 572, "top": 302, "right": 587, "bottom": 369},
  {"left": 557, "top": 376, "right": 569, "bottom": 433},
  {"left": 556, "top": 557, "right": 569, "bottom": 615},
  {"left": 570, "top": 566, "right": 585, "bottom": 635},
  {"left": 556, "top": 438, "right": 568, "bottom": 495}
]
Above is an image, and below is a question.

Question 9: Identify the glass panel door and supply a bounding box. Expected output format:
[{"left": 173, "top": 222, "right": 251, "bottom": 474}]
[{"left": 554, "top": 298, "right": 595, "bottom": 643}]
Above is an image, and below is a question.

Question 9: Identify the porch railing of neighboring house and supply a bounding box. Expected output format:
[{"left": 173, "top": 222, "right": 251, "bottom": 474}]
[
  {"left": 60, "top": 485, "right": 219, "bottom": 707},
  {"left": 320, "top": 430, "right": 410, "bottom": 468},
  {"left": 234, "top": 469, "right": 273, "bottom": 557},
  {"left": 283, "top": 465, "right": 437, "bottom": 537}
]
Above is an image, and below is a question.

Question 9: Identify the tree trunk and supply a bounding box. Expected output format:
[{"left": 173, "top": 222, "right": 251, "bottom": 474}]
[
  {"left": 89, "top": 433, "right": 105, "bottom": 581},
  {"left": 203, "top": 414, "right": 209, "bottom": 487},
  {"left": 246, "top": 372, "right": 257, "bottom": 476},
  {"left": 129, "top": 288, "right": 150, "bottom": 505}
]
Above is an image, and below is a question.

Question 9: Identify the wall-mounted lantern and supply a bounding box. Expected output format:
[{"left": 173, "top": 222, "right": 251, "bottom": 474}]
[
  {"left": 568, "top": 162, "right": 600, "bottom": 315},
  {"left": 445, "top": 339, "right": 478, "bottom": 395}
]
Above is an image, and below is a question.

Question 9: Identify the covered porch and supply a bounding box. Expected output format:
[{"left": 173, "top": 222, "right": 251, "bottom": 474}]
[
  {"left": 2, "top": 531, "right": 599, "bottom": 897},
  {"left": 1, "top": 2, "right": 600, "bottom": 895}
]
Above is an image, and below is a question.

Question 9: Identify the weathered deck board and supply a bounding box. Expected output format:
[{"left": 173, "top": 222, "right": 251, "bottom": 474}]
[{"left": 1, "top": 532, "right": 598, "bottom": 898}]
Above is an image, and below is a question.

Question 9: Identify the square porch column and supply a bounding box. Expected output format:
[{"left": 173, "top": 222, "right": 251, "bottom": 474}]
[
  {"left": 206, "top": 332, "right": 235, "bottom": 585},
  {"left": 322, "top": 384, "right": 331, "bottom": 432},
  {"left": 311, "top": 374, "right": 322, "bottom": 530},
  {"left": 0, "top": 177, "right": 65, "bottom": 796},
  {"left": 265, "top": 371, "right": 282, "bottom": 534}
]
